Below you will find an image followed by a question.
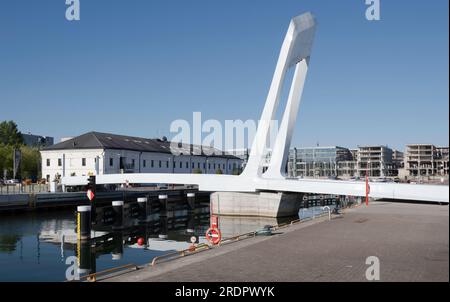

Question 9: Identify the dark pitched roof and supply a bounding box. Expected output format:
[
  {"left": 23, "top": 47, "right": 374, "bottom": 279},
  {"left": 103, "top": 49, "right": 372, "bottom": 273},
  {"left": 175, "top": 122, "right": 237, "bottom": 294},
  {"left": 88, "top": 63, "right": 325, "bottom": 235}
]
[{"left": 43, "top": 132, "right": 238, "bottom": 159}]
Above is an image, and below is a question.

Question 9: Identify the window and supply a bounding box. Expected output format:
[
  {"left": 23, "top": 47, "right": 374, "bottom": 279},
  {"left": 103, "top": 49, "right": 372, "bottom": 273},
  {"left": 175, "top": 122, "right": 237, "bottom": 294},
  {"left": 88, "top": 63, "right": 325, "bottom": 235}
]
[
  {"left": 46, "top": 159, "right": 50, "bottom": 166},
  {"left": 198, "top": 163, "right": 200, "bottom": 169},
  {"left": 58, "top": 159, "right": 62, "bottom": 166},
  {"left": 213, "top": 163, "right": 216, "bottom": 169},
  {"left": 203, "top": 163, "right": 206, "bottom": 169},
  {"left": 192, "top": 162, "right": 195, "bottom": 169},
  {"left": 151, "top": 160, "right": 154, "bottom": 168},
  {"left": 132, "top": 159, "right": 135, "bottom": 167},
  {"left": 179, "top": 162, "right": 182, "bottom": 169},
  {"left": 186, "top": 162, "right": 189, "bottom": 169},
  {"left": 166, "top": 161, "right": 169, "bottom": 168},
  {"left": 82, "top": 158, "right": 86, "bottom": 166},
  {"left": 159, "top": 160, "right": 162, "bottom": 168},
  {"left": 143, "top": 160, "right": 146, "bottom": 167},
  {"left": 208, "top": 163, "right": 211, "bottom": 169},
  {"left": 110, "top": 158, "right": 114, "bottom": 166},
  {"left": 173, "top": 161, "right": 176, "bottom": 168}
]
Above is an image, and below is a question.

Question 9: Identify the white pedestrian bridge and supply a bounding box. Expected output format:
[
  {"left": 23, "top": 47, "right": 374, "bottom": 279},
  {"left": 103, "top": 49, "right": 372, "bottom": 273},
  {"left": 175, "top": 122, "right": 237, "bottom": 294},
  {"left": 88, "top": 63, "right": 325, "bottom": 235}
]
[{"left": 62, "top": 12, "right": 449, "bottom": 204}]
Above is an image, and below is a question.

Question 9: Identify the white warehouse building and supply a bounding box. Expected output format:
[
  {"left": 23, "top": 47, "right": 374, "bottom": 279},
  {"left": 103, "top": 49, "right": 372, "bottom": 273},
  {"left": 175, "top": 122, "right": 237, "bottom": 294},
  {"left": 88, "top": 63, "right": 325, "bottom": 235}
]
[{"left": 40, "top": 132, "right": 242, "bottom": 182}]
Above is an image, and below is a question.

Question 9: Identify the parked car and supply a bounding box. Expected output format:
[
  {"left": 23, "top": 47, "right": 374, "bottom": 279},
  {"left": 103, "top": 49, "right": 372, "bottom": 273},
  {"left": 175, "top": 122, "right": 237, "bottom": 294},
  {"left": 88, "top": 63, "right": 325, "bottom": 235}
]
[{"left": 6, "top": 179, "right": 20, "bottom": 184}]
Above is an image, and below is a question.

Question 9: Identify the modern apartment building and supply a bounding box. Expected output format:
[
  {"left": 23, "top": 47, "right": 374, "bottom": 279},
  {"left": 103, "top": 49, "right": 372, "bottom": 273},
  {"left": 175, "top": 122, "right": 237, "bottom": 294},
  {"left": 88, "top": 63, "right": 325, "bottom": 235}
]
[
  {"left": 287, "top": 146, "right": 354, "bottom": 178},
  {"left": 405, "top": 144, "right": 449, "bottom": 177},
  {"left": 392, "top": 149, "right": 405, "bottom": 169},
  {"left": 356, "top": 145, "right": 395, "bottom": 177},
  {"left": 436, "top": 147, "right": 449, "bottom": 177}
]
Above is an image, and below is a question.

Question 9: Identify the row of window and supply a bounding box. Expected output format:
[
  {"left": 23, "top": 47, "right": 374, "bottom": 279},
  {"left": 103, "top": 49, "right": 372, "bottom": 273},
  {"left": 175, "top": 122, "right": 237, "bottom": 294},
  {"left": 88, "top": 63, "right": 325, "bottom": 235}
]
[
  {"left": 47, "top": 158, "right": 87, "bottom": 167},
  {"left": 109, "top": 157, "right": 237, "bottom": 171},
  {"left": 46, "top": 157, "right": 238, "bottom": 171}
]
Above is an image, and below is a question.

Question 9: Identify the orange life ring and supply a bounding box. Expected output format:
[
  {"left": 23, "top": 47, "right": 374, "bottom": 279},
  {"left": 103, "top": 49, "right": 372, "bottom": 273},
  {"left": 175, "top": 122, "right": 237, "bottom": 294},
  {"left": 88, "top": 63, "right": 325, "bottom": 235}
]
[{"left": 205, "top": 227, "right": 222, "bottom": 245}]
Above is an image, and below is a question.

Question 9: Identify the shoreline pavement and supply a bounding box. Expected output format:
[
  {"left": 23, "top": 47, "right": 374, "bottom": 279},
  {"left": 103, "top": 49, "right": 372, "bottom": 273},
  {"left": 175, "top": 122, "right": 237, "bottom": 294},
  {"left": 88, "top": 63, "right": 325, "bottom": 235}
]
[{"left": 103, "top": 201, "right": 449, "bottom": 282}]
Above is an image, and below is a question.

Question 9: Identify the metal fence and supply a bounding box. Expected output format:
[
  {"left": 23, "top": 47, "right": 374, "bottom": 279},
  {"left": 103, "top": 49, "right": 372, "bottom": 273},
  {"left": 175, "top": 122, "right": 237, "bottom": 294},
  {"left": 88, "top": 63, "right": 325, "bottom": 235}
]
[{"left": 0, "top": 184, "right": 49, "bottom": 195}]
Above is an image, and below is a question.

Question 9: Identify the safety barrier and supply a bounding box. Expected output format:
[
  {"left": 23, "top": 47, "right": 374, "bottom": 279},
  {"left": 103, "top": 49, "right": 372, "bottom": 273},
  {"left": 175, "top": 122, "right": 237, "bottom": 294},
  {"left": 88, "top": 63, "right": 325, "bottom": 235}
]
[
  {"left": 150, "top": 243, "right": 211, "bottom": 266},
  {"left": 219, "top": 231, "right": 258, "bottom": 245},
  {"left": 77, "top": 263, "right": 139, "bottom": 282}
]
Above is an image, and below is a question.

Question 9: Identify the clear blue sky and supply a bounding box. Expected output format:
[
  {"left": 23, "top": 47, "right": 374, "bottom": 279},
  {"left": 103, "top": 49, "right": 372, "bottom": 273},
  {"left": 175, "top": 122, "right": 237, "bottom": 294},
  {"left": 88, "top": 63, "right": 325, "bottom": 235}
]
[{"left": 0, "top": 0, "right": 448, "bottom": 151}]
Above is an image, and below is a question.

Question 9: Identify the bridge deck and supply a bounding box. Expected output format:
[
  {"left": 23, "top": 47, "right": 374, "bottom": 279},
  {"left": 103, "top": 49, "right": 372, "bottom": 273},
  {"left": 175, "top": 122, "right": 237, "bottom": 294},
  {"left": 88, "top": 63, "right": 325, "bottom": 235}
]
[{"left": 105, "top": 202, "right": 449, "bottom": 282}]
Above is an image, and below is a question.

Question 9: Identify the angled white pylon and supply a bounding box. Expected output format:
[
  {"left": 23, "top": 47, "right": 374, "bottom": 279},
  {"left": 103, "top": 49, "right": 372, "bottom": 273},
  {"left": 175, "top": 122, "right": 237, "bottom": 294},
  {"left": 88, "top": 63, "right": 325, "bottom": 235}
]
[
  {"left": 263, "top": 58, "right": 309, "bottom": 179},
  {"left": 241, "top": 12, "right": 316, "bottom": 179}
]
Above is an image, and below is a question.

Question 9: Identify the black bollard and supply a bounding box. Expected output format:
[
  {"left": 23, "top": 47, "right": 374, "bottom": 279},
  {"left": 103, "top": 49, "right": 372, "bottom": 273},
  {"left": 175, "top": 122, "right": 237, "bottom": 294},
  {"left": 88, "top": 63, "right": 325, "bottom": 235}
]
[
  {"left": 159, "top": 194, "right": 168, "bottom": 214},
  {"left": 302, "top": 195, "right": 308, "bottom": 208},
  {"left": 111, "top": 231, "right": 124, "bottom": 260},
  {"left": 159, "top": 214, "right": 168, "bottom": 239},
  {"left": 77, "top": 239, "right": 93, "bottom": 275},
  {"left": 137, "top": 197, "right": 148, "bottom": 222},
  {"left": 77, "top": 206, "right": 91, "bottom": 241},
  {"left": 112, "top": 200, "right": 124, "bottom": 229},
  {"left": 187, "top": 192, "right": 195, "bottom": 210},
  {"left": 187, "top": 210, "right": 195, "bottom": 233}
]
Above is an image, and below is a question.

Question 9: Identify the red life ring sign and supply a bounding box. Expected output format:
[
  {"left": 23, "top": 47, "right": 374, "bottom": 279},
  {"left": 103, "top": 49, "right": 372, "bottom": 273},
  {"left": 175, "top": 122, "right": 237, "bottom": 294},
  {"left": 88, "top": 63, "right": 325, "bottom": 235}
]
[{"left": 206, "top": 227, "right": 222, "bottom": 245}]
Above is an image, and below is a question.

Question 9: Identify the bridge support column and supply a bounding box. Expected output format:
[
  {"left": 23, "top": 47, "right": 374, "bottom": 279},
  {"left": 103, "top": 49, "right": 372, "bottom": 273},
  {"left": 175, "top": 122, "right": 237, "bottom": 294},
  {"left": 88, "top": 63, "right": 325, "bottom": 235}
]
[{"left": 210, "top": 191, "right": 303, "bottom": 218}]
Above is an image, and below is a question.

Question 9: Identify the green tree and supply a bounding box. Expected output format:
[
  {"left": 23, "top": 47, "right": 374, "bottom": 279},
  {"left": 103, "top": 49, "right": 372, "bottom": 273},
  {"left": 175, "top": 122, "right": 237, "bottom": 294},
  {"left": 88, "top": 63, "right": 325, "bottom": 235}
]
[
  {"left": 215, "top": 168, "right": 223, "bottom": 174},
  {"left": 0, "top": 146, "right": 42, "bottom": 180},
  {"left": 20, "top": 146, "right": 41, "bottom": 180},
  {"left": 192, "top": 168, "right": 203, "bottom": 174},
  {"left": 0, "top": 144, "right": 13, "bottom": 178},
  {"left": 0, "top": 121, "right": 23, "bottom": 146}
]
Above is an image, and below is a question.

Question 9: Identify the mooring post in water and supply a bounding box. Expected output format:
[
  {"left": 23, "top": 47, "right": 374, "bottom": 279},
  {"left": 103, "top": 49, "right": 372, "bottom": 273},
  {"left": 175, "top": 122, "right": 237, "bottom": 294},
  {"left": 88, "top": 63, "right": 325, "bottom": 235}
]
[
  {"left": 187, "top": 192, "right": 195, "bottom": 210},
  {"left": 159, "top": 194, "right": 168, "bottom": 213},
  {"left": 111, "top": 231, "right": 124, "bottom": 260},
  {"left": 76, "top": 239, "right": 94, "bottom": 275},
  {"left": 303, "top": 195, "right": 308, "bottom": 209},
  {"left": 112, "top": 200, "right": 124, "bottom": 229},
  {"left": 187, "top": 210, "right": 195, "bottom": 233},
  {"left": 137, "top": 197, "right": 148, "bottom": 222},
  {"left": 158, "top": 194, "right": 168, "bottom": 239},
  {"left": 159, "top": 214, "right": 168, "bottom": 239},
  {"left": 87, "top": 175, "right": 96, "bottom": 224},
  {"left": 77, "top": 205, "right": 91, "bottom": 241}
]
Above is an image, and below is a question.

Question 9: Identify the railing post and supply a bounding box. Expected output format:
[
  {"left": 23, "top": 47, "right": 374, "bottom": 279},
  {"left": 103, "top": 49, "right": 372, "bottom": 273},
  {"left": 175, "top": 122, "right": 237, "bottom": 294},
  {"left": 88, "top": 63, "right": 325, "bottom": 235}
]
[{"left": 321, "top": 206, "right": 331, "bottom": 221}]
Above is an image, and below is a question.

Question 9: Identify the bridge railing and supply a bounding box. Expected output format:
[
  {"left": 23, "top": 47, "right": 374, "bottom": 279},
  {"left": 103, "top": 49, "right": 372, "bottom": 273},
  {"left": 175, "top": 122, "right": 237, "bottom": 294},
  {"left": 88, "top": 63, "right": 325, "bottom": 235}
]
[{"left": 0, "top": 183, "right": 49, "bottom": 195}]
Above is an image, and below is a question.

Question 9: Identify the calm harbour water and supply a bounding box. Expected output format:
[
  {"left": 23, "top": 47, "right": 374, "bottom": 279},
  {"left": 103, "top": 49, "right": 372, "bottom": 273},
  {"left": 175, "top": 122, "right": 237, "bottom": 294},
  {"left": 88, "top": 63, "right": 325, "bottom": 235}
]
[{"left": 0, "top": 201, "right": 324, "bottom": 282}]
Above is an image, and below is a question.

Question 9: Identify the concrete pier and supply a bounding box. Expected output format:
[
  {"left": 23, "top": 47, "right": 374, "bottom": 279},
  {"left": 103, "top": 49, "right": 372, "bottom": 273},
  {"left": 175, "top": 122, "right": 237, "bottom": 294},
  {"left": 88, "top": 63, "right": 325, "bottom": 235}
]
[
  {"left": 210, "top": 191, "right": 303, "bottom": 217},
  {"left": 105, "top": 202, "right": 449, "bottom": 282}
]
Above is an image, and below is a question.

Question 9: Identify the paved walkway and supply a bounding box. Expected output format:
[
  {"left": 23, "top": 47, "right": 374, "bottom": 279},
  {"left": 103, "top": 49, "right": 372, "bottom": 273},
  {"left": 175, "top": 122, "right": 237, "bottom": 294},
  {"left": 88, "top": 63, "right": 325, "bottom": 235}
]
[{"left": 106, "top": 202, "right": 449, "bottom": 282}]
